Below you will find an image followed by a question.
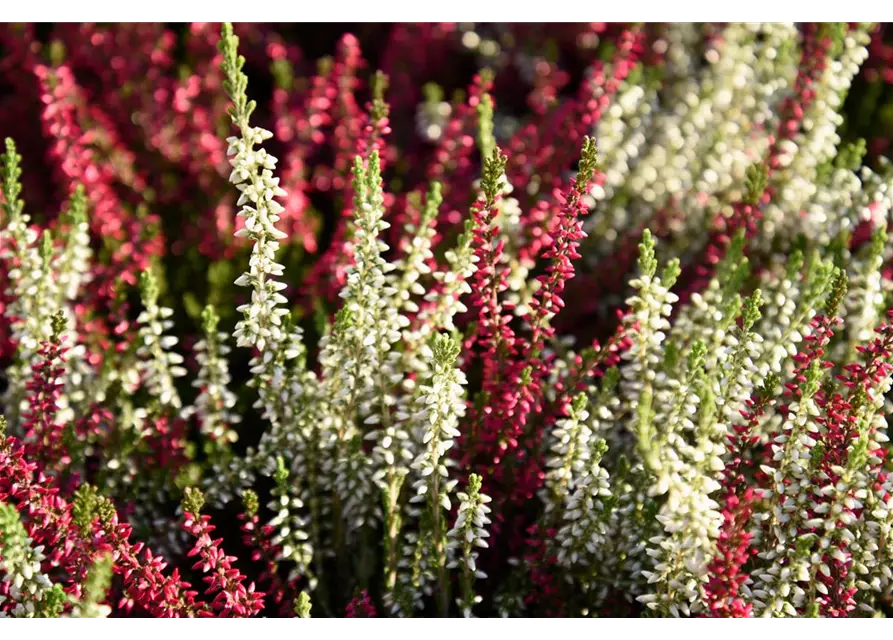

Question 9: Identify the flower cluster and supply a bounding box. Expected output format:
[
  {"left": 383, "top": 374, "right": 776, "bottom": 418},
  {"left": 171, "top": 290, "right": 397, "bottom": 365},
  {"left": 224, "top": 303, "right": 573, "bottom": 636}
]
[{"left": 4, "top": 21, "right": 893, "bottom": 618}]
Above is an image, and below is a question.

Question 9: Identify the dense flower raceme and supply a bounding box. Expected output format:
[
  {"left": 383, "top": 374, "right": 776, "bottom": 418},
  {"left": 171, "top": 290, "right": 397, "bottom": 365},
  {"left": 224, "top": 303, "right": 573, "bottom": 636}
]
[{"left": 5, "top": 21, "right": 893, "bottom": 618}]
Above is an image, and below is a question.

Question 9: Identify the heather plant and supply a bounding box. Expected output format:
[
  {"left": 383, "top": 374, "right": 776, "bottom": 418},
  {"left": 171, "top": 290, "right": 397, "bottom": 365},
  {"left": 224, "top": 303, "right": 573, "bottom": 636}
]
[{"left": 3, "top": 21, "right": 893, "bottom": 618}]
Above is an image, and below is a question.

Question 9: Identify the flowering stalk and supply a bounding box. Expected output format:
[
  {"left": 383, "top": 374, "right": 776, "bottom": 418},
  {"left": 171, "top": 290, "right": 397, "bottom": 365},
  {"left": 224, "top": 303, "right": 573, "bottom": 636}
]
[
  {"left": 182, "top": 487, "right": 264, "bottom": 617},
  {"left": 411, "top": 333, "right": 466, "bottom": 615},
  {"left": 69, "top": 554, "right": 113, "bottom": 618},
  {"left": 219, "top": 23, "right": 295, "bottom": 438},
  {"left": 238, "top": 490, "right": 291, "bottom": 615},
  {"left": 1, "top": 139, "right": 59, "bottom": 422},
  {"left": 704, "top": 376, "right": 778, "bottom": 617},
  {"left": 505, "top": 138, "right": 601, "bottom": 502},
  {"left": 345, "top": 588, "right": 376, "bottom": 617},
  {"left": 447, "top": 473, "right": 492, "bottom": 617},
  {"left": 751, "top": 272, "right": 848, "bottom": 617},
  {"left": 21, "top": 312, "right": 69, "bottom": 471},
  {"left": 190, "top": 304, "right": 240, "bottom": 461},
  {"left": 0, "top": 501, "right": 65, "bottom": 617},
  {"left": 622, "top": 229, "right": 681, "bottom": 475},
  {"left": 136, "top": 270, "right": 186, "bottom": 412},
  {"left": 268, "top": 457, "right": 313, "bottom": 588}
]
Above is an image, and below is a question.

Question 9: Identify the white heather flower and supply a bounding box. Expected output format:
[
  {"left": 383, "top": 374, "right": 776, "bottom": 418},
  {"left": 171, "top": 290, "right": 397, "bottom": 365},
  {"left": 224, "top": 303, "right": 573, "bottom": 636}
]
[
  {"left": 595, "top": 461, "right": 655, "bottom": 607},
  {"left": 399, "top": 334, "right": 466, "bottom": 614},
  {"left": 391, "top": 183, "right": 440, "bottom": 317},
  {"left": 621, "top": 230, "right": 680, "bottom": 473},
  {"left": 229, "top": 133, "right": 289, "bottom": 354},
  {"left": 762, "top": 25, "right": 871, "bottom": 247},
  {"left": 186, "top": 305, "right": 241, "bottom": 454},
  {"left": 843, "top": 224, "right": 890, "bottom": 359},
  {"left": 755, "top": 255, "right": 834, "bottom": 378},
  {"left": 1, "top": 144, "right": 62, "bottom": 425},
  {"left": 554, "top": 437, "right": 612, "bottom": 573},
  {"left": 269, "top": 457, "right": 314, "bottom": 586},
  {"left": 752, "top": 363, "right": 826, "bottom": 617},
  {"left": 415, "top": 88, "right": 452, "bottom": 143},
  {"left": 54, "top": 185, "right": 92, "bottom": 305},
  {"left": 319, "top": 151, "right": 405, "bottom": 533},
  {"left": 0, "top": 503, "right": 58, "bottom": 618},
  {"left": 410, "top": 334, "right": 465, "bottom": 512},
  {"left": 136, "top": 271, "right": 186, "bottom": 412},
  {"left": 220, "top": 23, "right": 307, "bottom": 446},
  {"left": 447, "top": 473, "right": 492, "bottom": 617},
  {"left": 220, "top": 24, "right": 291, "bottom": 354},
  {"left": 51, "top": 187, "right": 94, "bottom": 425},
  {"left": 411, "top": 219, "right": 478, "bottom": 356},
  {"left": 669, "top": 229, "right": 748, "bottom": 361}
]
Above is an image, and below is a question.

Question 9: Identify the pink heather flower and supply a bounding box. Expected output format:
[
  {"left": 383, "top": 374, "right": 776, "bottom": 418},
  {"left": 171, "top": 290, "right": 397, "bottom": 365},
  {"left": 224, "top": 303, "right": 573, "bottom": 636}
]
[
  {"left": 35, "top": 63, "right": 163, "bottom": 337},
  {"left": 705, "top": 385, "right": 776, "bottom": 617},
  {"left": 21, "top": 330, "right": 69, "bottom": 472},
  {"left": 522, "top": 523, "right": 563, "bottom": 616},
  {"left": 345, "top": 589, "right": 376, "bottom": 617},
  {"left": 183, "top": 508, "right": 264, "bottom": 617},
  {"left": 767, "top": 22, "right": 833, "bottom": 175},
  {"left": 484, "top": 138, "right": 600, "bottom": 530},
  {"left": 238, "top": 494, "right": 294, "bottom": 616},
  {"left": 1, "top": 430, "right": 203, "bottom": 617},
  {"left": 426, "top": 72, "right": 494, "bottom": 229},
  {"left": 808, "top": 312, "right": 893, "bottom": 616},
  {"left": 96, "top": 513, "right": 201, "bottom": 617},
  {"left": 304, "top": 36, "right": 399, "bottom": 304}
]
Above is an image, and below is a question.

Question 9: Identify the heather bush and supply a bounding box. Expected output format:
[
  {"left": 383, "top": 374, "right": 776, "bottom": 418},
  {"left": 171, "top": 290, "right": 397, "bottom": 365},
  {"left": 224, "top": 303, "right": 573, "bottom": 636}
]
[{"left": 2, "top": 21, "right": 893, "bottom": 618}]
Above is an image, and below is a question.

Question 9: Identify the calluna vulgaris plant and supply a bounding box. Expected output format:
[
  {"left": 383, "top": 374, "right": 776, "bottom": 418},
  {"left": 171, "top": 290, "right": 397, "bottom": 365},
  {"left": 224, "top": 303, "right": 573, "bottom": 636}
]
[{"left": 5, "top": 21, "right": 893, "bottom": 618}]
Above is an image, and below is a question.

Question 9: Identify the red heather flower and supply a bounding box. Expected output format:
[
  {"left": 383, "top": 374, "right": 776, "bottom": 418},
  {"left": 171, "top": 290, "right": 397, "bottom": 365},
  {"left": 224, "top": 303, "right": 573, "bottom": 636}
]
[
  {"left": 345, "top": 589, "right": 376, "bottom": 617},
  {"left": 183, "top": 504, "right": 264, "bottom": 617},
  {"left": 522, "top": 523, "right": 563, "bottom": 616},
  {"left": 327, "top": 34, "right": 365, "bottom": 191},
  {"left": 272, "top": 42, "right": 325, "bottom": 148},
  {"left": 808, "top": 311, "right": 893, "bottom": 616},
  {"left": 54, "top": 24, "right": 176, "bottom": 142},
  {"left": 144, "top": 414, "right": 191, "bottom": 473},
  {"left": 427, "top": 73, "right": 493, "bottom": 221},
  {"left": 272, "top": 56, "right": 323, "bottom": 255},
  {"left": 812, "top": 389, "right": 860, "bottom": 617},
  {"left": 547, "top": 26, "right": 642, "bottom": 179},
  {"left": 705, "top": 488, "right": 758, "bottom": 618},
  {"left": 768, "top": 23, "right": 835, "bottom": 174},
  {"left": 21, "top": 328, "right": 70, "bottom": 472},
  {"left": 305, "top": 36, "right": 400, "bottom": 304},
  {"left": 524, "top": 56, "right": 571, "bottom": 116},
  {"left": 523, "top": 137, "right": 599, "bottom": 386},
  {"left": 507, "top": 25, "right": 643, "bottom": 205},
  {"left": 787, "top": 308, "right": 842, "bottom": 401},
  {"left": 488, "top": 138, "right": 600, "bottom": 519},
  {"left": 238, "top": 496, "right": 293, "bottom": 616},
  {"left": 705, "top": 383, "right": 776, "bottom": 617},
  {"left": 0, "top": 433, "right": 85, "bottom": 596},
  {"left": 35, "top": 63, "right": 162, "bottom": 332},
  {"left": 94, "top": 512, "right": 201, "bottom": 617},
  {"left": 754, "top": 310, "right": 838, "bottom": 458},
  {"left": 463, "top": 150, "right": 528, "bottom": 496},
  {"left": 842, "top": 310, "right": 893, "bottom": 396},
  {"left": 555, "top": 218, "right": 664, "bottom": 340},
  {"left": 2, "top": 428, "right": 203, "bottom": 616}
]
